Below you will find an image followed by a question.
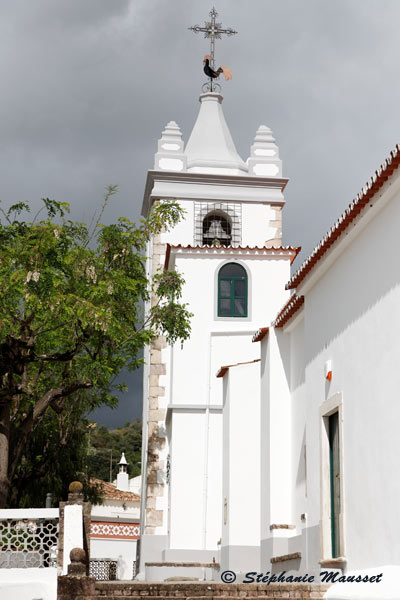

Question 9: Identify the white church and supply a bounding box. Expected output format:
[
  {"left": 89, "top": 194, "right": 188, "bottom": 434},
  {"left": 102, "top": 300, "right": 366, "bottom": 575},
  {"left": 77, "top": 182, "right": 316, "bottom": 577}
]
[{"left": 138, "top": 84, "right": 400, "bottom": 583}]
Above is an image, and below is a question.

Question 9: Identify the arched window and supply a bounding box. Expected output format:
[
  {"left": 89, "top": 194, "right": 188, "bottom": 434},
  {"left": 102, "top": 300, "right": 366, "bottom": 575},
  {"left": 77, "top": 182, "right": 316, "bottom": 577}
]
[
  {"left": 218, "top": 263, "right": 248, "bottom": 317},
  {"left": 203, "top": 211, "right": 232, "bottom": 246}
]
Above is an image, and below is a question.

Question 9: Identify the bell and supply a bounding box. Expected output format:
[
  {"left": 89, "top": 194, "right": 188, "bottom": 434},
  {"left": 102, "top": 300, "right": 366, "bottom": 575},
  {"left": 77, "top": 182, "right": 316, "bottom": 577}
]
[{"left": 205, "top": 218, "right": 230, "bottom": 240}]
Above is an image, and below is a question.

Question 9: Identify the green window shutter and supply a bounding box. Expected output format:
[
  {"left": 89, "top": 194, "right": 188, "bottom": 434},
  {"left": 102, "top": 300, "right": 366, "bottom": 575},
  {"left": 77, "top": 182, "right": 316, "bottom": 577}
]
[{"left": 218, "top": 263, "right": 248, "bottom": 317}]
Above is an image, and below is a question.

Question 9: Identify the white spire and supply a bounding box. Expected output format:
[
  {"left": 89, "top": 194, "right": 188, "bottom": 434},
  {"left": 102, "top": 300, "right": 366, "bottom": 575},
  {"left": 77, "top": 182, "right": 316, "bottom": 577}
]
[
  {"left": 247, "top": 125, "right": 282, "bottom": 177},
  {"left": 184, "top": 93, "right": 247, "bottom": 175},
  {"left": 154, "top": 121, "right": 187, "bottom": 172}
]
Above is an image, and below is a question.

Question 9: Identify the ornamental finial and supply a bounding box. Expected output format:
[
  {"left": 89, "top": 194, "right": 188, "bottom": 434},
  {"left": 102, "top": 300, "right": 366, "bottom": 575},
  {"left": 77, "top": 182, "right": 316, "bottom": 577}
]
[{"left": 189, "top": 7, "right": 237, "bottom": 93}]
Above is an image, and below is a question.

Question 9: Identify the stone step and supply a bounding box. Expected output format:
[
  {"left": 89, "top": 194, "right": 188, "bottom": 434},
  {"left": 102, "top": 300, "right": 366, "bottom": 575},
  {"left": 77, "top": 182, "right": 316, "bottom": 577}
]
[
  {"left": 59, "top": 577, "right": 330, "bottom": 599},
  {"left": 93, "top": 593, "right": 327, "bottom": 599},
  {"left": 90, "top": 596, "right": 326, "bottom": 600}
]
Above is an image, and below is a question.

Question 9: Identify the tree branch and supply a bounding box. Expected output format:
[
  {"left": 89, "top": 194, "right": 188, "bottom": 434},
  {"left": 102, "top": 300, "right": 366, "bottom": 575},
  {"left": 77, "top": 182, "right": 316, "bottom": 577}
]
[
  {"left": 33, "top": 380, "right": 93, "bottom": 421},
  {"left": 8, "top": 379, "right": 93, "bottom": 482}
]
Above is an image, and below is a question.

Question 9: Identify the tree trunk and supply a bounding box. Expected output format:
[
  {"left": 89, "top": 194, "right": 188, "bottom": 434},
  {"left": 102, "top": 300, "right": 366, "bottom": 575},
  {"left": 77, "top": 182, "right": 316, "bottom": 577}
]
[{"left": 0, "top": 402, "right": 11, "bottom": 508}]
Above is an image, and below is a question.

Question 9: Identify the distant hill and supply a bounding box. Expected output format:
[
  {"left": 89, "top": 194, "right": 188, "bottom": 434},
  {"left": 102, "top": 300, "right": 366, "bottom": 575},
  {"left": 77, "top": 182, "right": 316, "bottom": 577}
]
[{"left": 88, "top": 419, "right": 142, "bottom": 482}]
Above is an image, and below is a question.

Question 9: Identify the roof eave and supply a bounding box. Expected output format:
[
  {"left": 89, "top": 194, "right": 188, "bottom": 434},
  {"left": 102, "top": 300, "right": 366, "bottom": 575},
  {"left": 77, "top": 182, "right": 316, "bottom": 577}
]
[
  {"left": 165, "top": 244, "right": 300, "bottom": 269},
  {"left": 252, "top": 327, "right": 270, "bottom": 343},
  {"left": 273, "top": 295, "right": 305, "bottom": 329},
  {"left": 287, "top": 145, "right": 400, "bottom": 294},
  {"left": 216, "top": 358, "right": 261, "bottom": 378}
]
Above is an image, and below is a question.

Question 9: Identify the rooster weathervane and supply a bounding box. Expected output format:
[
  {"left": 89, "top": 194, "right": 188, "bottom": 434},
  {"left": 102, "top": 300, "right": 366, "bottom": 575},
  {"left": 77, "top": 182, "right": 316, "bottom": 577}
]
[{"left": 189, "top": 7, "right": 237, "bottom": 93}]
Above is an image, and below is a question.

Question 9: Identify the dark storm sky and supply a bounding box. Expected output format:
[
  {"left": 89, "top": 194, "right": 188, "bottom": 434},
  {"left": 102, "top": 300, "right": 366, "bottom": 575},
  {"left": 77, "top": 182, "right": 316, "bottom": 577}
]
[{"left": 1, "top": 1, "right": 399, "bottom": 425}]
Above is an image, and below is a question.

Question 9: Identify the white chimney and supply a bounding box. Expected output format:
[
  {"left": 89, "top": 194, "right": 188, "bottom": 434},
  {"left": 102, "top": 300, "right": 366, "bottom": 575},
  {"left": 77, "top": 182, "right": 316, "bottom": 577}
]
[{"left": 116, "top": 452, "right": 129, "bottom": 492}]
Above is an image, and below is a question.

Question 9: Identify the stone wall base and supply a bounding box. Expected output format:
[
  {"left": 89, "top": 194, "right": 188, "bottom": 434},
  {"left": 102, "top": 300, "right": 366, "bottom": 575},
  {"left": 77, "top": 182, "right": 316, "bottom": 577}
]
[{"left": 58, "top": 577, "right": 329, "bottom": 599}]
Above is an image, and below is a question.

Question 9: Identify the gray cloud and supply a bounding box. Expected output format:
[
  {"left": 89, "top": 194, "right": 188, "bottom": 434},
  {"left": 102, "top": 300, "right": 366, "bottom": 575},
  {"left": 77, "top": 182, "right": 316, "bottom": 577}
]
[{"left": 1, "top": 0, "right": 398, "bottom": 424}]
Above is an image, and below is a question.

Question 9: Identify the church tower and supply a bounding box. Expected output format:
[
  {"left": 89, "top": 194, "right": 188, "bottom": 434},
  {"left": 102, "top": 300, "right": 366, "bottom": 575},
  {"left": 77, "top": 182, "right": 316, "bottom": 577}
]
[{"left": 138, "top": 8, "right": 297, "bottom": 580}]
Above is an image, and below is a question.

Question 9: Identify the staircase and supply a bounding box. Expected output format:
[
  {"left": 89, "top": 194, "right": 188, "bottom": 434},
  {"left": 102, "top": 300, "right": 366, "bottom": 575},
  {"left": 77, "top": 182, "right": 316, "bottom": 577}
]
[{"left": 58, "top": 577, "right": 330, "bottom": 599}]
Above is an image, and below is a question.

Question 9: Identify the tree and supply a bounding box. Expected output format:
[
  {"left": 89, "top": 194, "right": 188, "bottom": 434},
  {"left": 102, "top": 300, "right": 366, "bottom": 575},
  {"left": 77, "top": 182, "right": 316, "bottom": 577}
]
[
  {"left": 87, "top": 420, "right": 142, "bottom": 483},
  {"left": 0, "top": 190, "right": 191, "bottom": 507},
  {"left": 13, "top": 415, "right": 142, "bottom": 508},
  {"left": 12, "top": 400, "right": 97, "bottom": 507}
]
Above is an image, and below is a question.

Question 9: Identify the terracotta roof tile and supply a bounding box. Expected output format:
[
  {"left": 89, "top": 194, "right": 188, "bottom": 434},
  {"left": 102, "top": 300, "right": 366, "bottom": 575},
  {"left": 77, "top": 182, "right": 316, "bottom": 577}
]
[
  {"left": 216, "top": 358, "right": 260, "bottom": 378},
  {"left": 91, "top": 478, "right": 140, "bottom": 502},
  {"left": 165, "top": 244, "right": 301, "bottom": 269},
  {"left": 287, "top": 144, "right": 400, "bottom": 290},
  {"left": 252, "top": 327, "right": 269, "bottom": 343},
  {"left": 169, "top": 244, "right": 300, "bottom": 252},
  {"left": 273, "top": 295, "right": 304, "bottom": 328}
]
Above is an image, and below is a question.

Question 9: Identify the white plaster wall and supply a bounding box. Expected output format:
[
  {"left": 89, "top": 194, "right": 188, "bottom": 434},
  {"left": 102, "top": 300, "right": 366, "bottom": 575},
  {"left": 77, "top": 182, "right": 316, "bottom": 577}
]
[
  {"left": 170, "top": 254, "right": 290, "bottom": 407},
  {"left": 91, "top": 502, "right": 139, "bottom": 520},
  {"left": 262, "top": 328, "right": 292, "bottom": 527},
  {"left": 129, "top": 475, "right": 141, "bottom": 495},
  {"left": 259, "top": 324, "right": 294, "bottom": 570},
  {"left": 209, "top": 333, "right": 259, "bottom": 406},
  {"left": 224, "top": 362, "right": 261, "bottom": 547},
  {"left": 63, "top": 504, "right": 83, "bottom": 574},
  {"left": 91, "top": 538, "right": 137, "bottom": 580},
  {"left": 302, "top": 177, "right": 400, "bottom": 570},
  {"left": 169, "top": 410, "right": 206, "bottom": 549},
  {"left": 205, "top": 410, "right": 223, "bottom": 551},
  {"left": 241, "top": 203, "right": 277, "bottom": 247},
  {"left": 0, "top": 568, "right": 57, "bottom": 600},
  {"left": 259, "top": 336, "right": 270, "bottom": 538},
  {"left": 160, "top": 200, "right": 194, "bottom": 247},
  {"left": 164, "top": 250, "right": 290, "bottom": 555},
  {"left": 289, "top": 315, "right": 307, "bottom": 530}
]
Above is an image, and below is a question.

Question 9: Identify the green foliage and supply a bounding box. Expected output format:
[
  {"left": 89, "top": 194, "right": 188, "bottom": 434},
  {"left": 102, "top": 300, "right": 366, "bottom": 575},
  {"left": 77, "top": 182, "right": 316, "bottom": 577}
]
[
  {"left": 13, "top": 400, "right": 103, "bottom": 507},
  {"left": 0, "top": 190, "right": 192, "bottom": 507},
  {"left": 87, "top": 420, "right": 142, "bottom": 483}
]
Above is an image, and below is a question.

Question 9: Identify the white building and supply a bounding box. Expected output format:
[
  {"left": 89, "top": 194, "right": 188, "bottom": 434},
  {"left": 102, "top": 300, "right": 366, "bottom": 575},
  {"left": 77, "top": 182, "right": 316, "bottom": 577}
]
[
  {"left": 91, "top": 454, "right": 140, "bottom": 580},
  {"left": 139, "top": 87, "right": 400, "bottom": 584}
]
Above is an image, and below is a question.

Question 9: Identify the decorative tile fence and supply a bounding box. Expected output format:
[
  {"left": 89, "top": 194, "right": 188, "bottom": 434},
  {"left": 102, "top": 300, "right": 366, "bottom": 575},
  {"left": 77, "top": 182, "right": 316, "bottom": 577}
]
[
  {"left": 88, "top": 559, "right": 137, "bottom": 581},
  {"left": 0, "top": 509, "right": 59, "bottom": 569},
  {"left": 89, "top": 558, "right": 117, "bottom": 580},
  {"left": 0, "top": 507, "right": 138, "bottom": 583}
]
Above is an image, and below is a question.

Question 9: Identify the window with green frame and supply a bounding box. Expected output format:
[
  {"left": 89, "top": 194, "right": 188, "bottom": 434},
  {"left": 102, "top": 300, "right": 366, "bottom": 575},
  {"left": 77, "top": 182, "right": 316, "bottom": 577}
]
[{"left": 218, "top": 263, "right": 248, "bottom": 317}]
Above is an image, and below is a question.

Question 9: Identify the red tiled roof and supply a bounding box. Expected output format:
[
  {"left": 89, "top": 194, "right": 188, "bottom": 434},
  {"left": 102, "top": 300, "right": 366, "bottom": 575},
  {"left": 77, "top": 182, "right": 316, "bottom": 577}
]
[
  {"left": 91, "top": 478, "right": 140, "bottom": 502},
  {"left": 216, "top": 358, "right": 260, "bottom": 378},
  {"left": 287, "top": 144, "right": 400, "bottom": 290},
  {"left": 252, "top": 327, "right": 269, "bottom": 343},
  {"left": 273, "top": 294, "right": 304, "bottom": 328},
  {"left": 165, "top": 244, "right": 301, "bottom": 269},
  {"left": 169, "top": 244, "right": 300, "bottom": 252}
]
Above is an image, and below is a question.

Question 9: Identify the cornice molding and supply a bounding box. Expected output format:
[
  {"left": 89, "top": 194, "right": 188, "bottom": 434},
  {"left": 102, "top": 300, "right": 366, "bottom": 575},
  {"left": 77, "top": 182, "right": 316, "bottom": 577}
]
[{"left": 142, "top": 170, "right": 288, "bottom": 215}]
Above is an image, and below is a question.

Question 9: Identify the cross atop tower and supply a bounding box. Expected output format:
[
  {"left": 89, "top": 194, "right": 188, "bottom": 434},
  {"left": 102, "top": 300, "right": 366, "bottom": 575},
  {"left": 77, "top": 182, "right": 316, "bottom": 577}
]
[{"left": 189, "top": 7, "right": 237, "bottom": 90}]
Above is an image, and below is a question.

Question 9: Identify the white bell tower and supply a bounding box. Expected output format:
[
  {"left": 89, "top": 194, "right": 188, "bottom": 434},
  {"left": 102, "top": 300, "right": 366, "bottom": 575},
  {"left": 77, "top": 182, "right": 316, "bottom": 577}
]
[
  {"left": 137, "top": 6, "right": 299, "bottom": 582},
  {"left": 138, "top": 86, "right": 297, "bottom": 580}
]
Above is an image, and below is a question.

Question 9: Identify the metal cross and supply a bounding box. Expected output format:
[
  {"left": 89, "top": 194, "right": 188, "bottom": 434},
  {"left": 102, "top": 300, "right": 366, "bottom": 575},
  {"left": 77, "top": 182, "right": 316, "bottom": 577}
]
[{"left": 189, "top": 7, "right": 237, "bottom": 71}]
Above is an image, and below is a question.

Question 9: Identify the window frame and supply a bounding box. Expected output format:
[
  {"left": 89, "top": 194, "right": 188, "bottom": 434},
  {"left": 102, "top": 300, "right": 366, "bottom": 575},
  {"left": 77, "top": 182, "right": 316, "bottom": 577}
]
[
  {"left": 319, "top": 392, "right": 346, "bottom": 567},
  {"left": 217, "top": 263, "right": 248, "bottom": 318}
]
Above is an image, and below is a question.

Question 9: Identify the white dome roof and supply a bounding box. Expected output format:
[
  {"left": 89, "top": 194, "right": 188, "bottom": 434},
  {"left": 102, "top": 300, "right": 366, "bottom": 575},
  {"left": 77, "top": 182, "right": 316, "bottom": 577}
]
[{"left": 184, "top": 93, "right": 247, "bottom": 175}]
